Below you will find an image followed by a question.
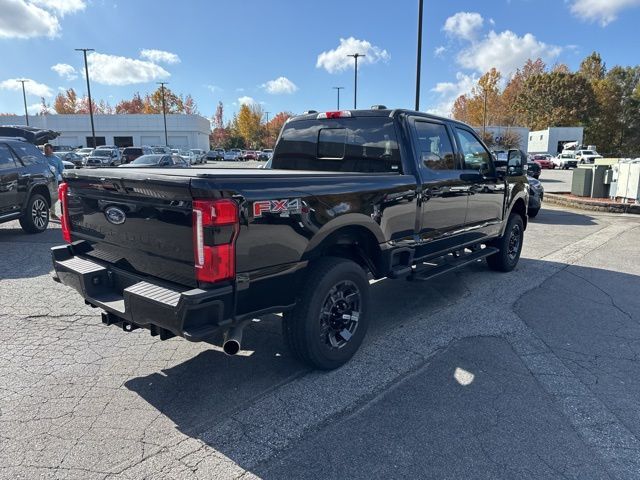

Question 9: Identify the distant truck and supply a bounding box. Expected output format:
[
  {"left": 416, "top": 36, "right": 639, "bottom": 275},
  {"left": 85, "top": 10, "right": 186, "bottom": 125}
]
[
  {"left": 52, "top": 108, "right": 529, "bottom": 370},
  {"left": 574, "top": 149, "right": 603, "bottom": 164}
]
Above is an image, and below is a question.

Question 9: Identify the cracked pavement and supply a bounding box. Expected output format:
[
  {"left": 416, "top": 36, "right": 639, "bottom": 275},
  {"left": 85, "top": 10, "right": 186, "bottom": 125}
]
[{"left": 1, "top": 204, "right": 639, "bottom": 479}]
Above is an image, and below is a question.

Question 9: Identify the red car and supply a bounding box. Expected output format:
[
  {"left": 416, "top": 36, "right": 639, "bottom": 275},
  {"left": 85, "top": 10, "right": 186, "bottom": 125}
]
[
  {"left": 243, "top": 150, "right": 257, "bottom": 160},
  {"left": 531, "top": 154, "right": 555, "bottom": 169}
]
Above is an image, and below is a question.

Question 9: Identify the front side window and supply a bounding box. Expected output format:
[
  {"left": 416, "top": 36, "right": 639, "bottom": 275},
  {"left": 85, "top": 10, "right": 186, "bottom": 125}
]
[
  {"left": 455, "top": 128, "right": 492, "bottom": 172},
  {"left": 414, "top": 121, "right": 455, "bottom": 170}
]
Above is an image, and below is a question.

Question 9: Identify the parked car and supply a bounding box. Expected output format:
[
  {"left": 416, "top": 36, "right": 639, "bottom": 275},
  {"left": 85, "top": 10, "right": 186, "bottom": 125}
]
[
  {"left": 75, "top": 147, "right": 94, "bottom": 158},
  {"left": 525, "top": 161, "right": 541, "bottom": 179},
  {"left": 553, "top": 152, "right": 578, "bottom": 169},
  {"left": 52, "top": 107, "right": 529, "bottom": 370},
  {"left": 0, "top": 136, "right": 58, "bottom": 233},
  {"left": 55, "top": 151, "right": 85, "bottom": 167},
  {"left": 85, "top": 148, "right": 122, "bottom": 167},
  {"left": 214, "top": 148, "right": 225, "bottom": 160},
  {"left": 527, "top": 175, "right": 544, "bottom": 218},
  {"left": 122, "top": 146, "right": 153, "bottom": 164},
  {"left": 531, "top": 154, "right": 555, "bottom": 169},
  {"left": 62, "top": 160, "right": 77, "bottom": 170},
  {"left": 52, "top": 145, "right": 73, "bottom": 152},
  {"left": 174, "top": 149, "right": 196, "bottom": 165},
  {"left": 258, "top": 149, "right": 273, "bottom": 161},
  {"left": 151, "top": 146, "right": 172, "bottom": 154},
  {"left": 575, "top": 149, "right": 603, "bottom": 164},
  {"left": 243, "top": 150, "right": 257, "bottom": 161},
  {"left": 223, "top": 149, "right": 242, "bottom": 161},
  {"left": 204, "top": 150, "right": 218, "bottom": 161},
  {"left": 118, "top": 154, "right": 189, "bottom": 168},
  {"left": 190, "top": 149, "right": 205, "bottom": 164}
]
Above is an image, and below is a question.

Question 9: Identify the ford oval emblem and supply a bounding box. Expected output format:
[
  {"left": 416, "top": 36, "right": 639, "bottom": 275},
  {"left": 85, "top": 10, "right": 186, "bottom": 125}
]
[{"left": 105, "top": 206, "right": 126, "bottom": 225}]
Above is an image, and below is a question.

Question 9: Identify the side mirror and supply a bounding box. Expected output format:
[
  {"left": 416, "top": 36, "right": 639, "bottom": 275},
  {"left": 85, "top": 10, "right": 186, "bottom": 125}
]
[{"left": 507, "top": 149, "right": 524, "bottom": 176}]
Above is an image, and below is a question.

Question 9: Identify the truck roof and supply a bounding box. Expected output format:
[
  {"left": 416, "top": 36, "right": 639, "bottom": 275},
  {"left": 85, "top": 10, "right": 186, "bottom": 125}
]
[{"left": 289, "top": 108, "right": 470, "bottom": 128}]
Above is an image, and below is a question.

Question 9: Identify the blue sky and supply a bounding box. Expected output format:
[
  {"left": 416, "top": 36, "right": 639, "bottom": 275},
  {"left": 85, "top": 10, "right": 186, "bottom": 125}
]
[{"left": 1, "top": 0, "right": 639, "bottom": 122}]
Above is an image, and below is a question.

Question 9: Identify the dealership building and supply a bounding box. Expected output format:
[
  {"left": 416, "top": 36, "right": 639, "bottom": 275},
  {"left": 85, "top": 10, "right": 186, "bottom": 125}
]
[
  {"left": 527, "top": 127, "right": 584, "bottom": 155},
  {"left": 0, "top": 114, "right": 211, "bottom": 150}
]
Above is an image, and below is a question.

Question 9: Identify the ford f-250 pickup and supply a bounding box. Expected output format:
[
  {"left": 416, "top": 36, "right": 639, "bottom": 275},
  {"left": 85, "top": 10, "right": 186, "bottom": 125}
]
[{"left": 52, "top": 108, "right": 529, "bottom": 370}]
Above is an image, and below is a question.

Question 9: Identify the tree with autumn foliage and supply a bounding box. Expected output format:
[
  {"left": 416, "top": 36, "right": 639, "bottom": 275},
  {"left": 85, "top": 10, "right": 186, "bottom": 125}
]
[
  {"left": 115, "top": 92, "right": 145, "bottom": 113},
  {"left": 262, "top": 111, "right": 292, "bottom": 146},
  {"left": 235, "top": 104, "right": 263, "bottom": 148},
  {"left": 452, "top": 68, "right": 502, "bottom": 127},
  {"left": 53, "top": 88, "right": 78, "bottom": 114}
]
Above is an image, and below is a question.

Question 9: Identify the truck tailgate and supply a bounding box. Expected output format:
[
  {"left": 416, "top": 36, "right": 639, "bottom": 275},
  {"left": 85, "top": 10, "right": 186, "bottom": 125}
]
[{"left": 64, "top": 169, "right": 197, "bottom": 287}]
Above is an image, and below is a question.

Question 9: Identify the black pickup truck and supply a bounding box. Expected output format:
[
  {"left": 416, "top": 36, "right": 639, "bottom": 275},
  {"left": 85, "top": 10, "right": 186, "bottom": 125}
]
[{"left": 52, "top": 108, "right": 528, "bottom": 369}]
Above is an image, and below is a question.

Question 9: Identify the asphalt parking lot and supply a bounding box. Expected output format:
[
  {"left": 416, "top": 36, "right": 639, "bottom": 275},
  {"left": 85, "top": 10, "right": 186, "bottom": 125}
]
[{"left": 1, "top": 202, "right": 639, "bottom": 479}]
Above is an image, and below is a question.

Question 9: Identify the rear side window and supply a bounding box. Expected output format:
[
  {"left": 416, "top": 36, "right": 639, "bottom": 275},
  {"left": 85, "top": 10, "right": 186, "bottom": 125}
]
[
  {"left": 10, "top": 142, "right": 46, "bottom": 166},
  {"left": 414, "top": 121, "right": 456, "bottom": 170},
  {"left": 0, "top": 144, "right": 17, "bottom": 169},
  {"left": 273, "top": 117, "right": 401, "bottom": 173}
]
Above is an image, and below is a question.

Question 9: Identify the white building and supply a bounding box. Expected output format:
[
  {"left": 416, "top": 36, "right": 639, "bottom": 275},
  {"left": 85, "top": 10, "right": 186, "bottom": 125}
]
[
  {"left": 473, "top": 126, "right": 530, "bottom": 152},
  {"left": 527, "top": 127, "right": 584, "bottom": 155},
  {"left": 0, "top": 114, "right": 211, "bottom": 150}
]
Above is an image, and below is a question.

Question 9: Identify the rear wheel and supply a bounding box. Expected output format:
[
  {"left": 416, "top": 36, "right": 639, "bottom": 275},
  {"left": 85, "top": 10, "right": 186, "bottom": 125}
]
[
  {"left": 283, "top": 257, "right": 370, "bottom": 370},
  {"left": 487, "top": 214, "right": 524, "bottom": 272},
  {"left": 528, "top": 208, "right": 540, "bottom": 218},
  {"left": 19, "top": 193, "right": 49, "bottom": 234}
]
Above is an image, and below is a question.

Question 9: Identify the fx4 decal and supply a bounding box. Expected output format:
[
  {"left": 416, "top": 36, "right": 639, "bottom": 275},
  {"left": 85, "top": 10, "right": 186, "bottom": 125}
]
[{"left": 253, "top": 199, "right": 302, "bottom": 217}]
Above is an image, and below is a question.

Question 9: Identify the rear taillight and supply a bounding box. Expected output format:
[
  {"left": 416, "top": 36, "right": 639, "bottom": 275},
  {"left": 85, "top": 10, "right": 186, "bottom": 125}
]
[
  {"left": 58, "top": 182, "right": 71, "bottom": 243},
  {"left": 192, "top": 199, "right": 239, "bottom": 283},
  {"left": 317, "top": 110, "right": 352, "bottom": 119}
]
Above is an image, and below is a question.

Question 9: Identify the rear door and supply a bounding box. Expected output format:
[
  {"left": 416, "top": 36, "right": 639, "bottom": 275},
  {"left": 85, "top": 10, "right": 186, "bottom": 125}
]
[
  {"left": 410, "top": 119, "right": 468, "bottom": 243},
  {"left": 452, "top": 127, "right": 505, "bottom": 236},
  {"left": 0, "top": 144, "right": 20, "bottom": 216}
]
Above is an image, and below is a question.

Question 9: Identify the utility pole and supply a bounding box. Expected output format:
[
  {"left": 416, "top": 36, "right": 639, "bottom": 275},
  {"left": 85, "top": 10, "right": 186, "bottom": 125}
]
[
  {"left": 157, "top": 82, "right": 169, "bottom": 146},
  {"left": 347, "top": 53, "right": 365, "bottom": 109},
  {"left": 332, "top": 86, "right": 344, "bottom": 110},
  {"left": 415, "top": 0, "right": 424, "bottom": 111},
  {"left": 265, "top": 111, "right": 270, "bottom": 146},
  {"left": 17, "top": 79, "right": 29, "bottom": 126},
  {"left": 75, "top": 48, "right": 96, "bottom": 147}
]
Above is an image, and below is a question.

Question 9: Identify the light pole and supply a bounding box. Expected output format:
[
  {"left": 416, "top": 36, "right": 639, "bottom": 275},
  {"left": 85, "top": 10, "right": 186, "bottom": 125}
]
[
  {"left": 415, "top": 0, "right": 424, "bottom": 111},
  {"left": 76, "top": 48, "right": 96, "bottom": 147},
  {"left": 332, "top": 86, "right": 344, "bottom": 110},
  {"left": 17, "top": 79, "right": 29, "bottom": 126},
  {"left": 347, "top": 53, "right": 365, "bottom": 109},
  {"left": 157, "top": 82, "right": 169, "bottom": 146},
  {"left": 265, "top": 111, "right": 270, "bottom": 146},
  {"left": 482, "top": 88, "right": 488, "bottom": 138}
]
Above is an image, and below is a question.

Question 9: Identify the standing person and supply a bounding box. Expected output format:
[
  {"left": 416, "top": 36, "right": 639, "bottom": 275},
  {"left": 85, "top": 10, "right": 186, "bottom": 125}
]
[{"left": 43, "top": 143, "right": 64, "bottom": 220}]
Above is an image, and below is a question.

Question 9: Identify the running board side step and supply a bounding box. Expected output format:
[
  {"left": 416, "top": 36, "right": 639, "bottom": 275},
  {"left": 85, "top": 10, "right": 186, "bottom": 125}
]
[{"left": 407, "top": 247, "right": 499, "bottom": 282}]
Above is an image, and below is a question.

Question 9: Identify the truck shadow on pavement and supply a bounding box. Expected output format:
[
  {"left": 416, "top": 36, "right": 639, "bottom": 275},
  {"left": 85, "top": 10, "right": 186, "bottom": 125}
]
[
  {"left": 530, "top": 208, "right": 596, "bottom": 226},
  {"left": 0, "top": 223, "right": 63, "bottom": 279},
  {"left": 123, "top": 256, "right": 640, "bottom": 478}
]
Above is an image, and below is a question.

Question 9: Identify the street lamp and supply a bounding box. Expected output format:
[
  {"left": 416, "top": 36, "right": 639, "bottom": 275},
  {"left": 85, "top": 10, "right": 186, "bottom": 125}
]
[
  {"left": 332, "top": 86, "right": 344, "bottom": 110},
  {"left": 75, "top": 48, "right": 96, "bottom": 147},
  {"left": 16, "top": 79, "right": 29, "bottom": 126},
  {"left": 347, "top": 53, "right": 365, "bottom": 109},
  {"left": 157, "top": 82, "right": 169, "bottom": 146},
  {"left": 264, "top": 111, "right": 270, "bottom": 146},
  {"left": 415, "top": 0, "right": 424, "bottom": 111}
]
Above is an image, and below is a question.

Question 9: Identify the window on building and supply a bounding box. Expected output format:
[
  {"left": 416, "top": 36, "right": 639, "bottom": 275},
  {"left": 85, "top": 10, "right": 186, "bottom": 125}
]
[
  {"left": 86, "top": 137, "right": 106, "bottom": 148},
  {"left": 529, "top": 135, "right": 532, "bottom": 141},
  {"left": 114, "top": 136, "right": 133, "bottom": 148},
  {"left": 539, "top": 135, "right": 543, "bottom": 140}
]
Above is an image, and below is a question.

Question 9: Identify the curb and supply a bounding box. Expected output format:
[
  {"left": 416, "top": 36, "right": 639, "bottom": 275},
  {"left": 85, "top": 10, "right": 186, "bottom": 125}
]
[{"left": 545, "top": 192, "right": 640, "bottom": 214}]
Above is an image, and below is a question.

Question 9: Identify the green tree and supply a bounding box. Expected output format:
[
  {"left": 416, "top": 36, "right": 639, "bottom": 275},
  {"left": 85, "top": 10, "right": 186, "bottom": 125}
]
[{"left": 235, "top": 104, "right": 263, "bottom": 147}]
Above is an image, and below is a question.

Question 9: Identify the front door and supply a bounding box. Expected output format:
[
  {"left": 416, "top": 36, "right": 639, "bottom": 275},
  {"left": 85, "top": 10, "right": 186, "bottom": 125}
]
[
  {"left": 411, "top": 119, "right": 468, "bottom": 253},
  {"left": 452, "top": 128, "right": 505, "bottom": 237},
  {"left": 0, "top": 143, "right": 20, "bottom": 217}
]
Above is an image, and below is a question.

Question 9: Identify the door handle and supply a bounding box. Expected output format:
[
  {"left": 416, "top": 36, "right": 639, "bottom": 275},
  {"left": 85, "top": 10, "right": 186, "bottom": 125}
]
[{"left": 19, "top": 173, "right": 31, "bottom": 179}]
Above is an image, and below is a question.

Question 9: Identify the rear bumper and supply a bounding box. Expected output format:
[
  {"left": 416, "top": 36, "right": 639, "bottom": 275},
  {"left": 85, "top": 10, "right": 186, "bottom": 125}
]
[{"left": 51, "top": 243, "right": 234, "bottom": 343}]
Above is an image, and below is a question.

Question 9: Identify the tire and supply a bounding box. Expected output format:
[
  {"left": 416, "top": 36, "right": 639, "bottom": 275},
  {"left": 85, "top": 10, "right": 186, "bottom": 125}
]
[
  {"left": 487, "top": 214, "right": 524, "bottom": 272},
  {"left": 528, "top": 208, "right": 540, "bottom": 218},
  {"left": 19, "top": 193, "right": 49, "bottom": 234},
  {"left": 282, "top": 257, "right": 370, "bottom": 370}
]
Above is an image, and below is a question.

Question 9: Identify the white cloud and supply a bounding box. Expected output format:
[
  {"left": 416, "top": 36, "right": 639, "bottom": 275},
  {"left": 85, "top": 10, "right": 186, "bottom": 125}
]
[
  {"left": 428, "top": 72, "right": 478, "bottom": 117},
  {"left": 443, "top": 12, "right": 484, "bottom": 41},
  {"left": 262, "top": 76, "right": 298, "bottom": 94},
  {"left": 316, "top": 37, "right": 390, "bottom": 74},
  {"left": 457, "top": 30, "right": 561, "bottom": 75},
  {"left": 434, "top": 46, "right": 446, "bottom": 57},
  {"left": 0, "top": 0, "right": 60, "bottom": 38},
  {"left": 237, "top": 96, "right": 256, "bottom": 106},
  {"left": 86, "top": 52, "right": 170, "bottom": 86},
  {"left": 205, "top": 84, "right": 221, "bottom": 93},
  {"left": 31, "top": 0, "right": 86, "bottom": 16},
  {"left": 0, "top": 78, "right": 54, "bottom": 97},
  {"left": 140, "top": 49, "right": 181, "bottom": 64},
  {"left": 570, "top": 0, "right": 640, "bottom": 26},
  {"left": 51, "top": 63, "right": 77, "bottom": 80}
]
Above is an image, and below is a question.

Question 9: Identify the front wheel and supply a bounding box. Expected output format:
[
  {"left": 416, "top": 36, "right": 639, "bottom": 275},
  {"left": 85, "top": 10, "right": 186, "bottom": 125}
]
[
  {"left": 19, "top": 193, "right": 49, "bottom": 234},
  {"left": 283, "top": 257, "right": 370, "bottom": 370},
  {"left": 487, "top": 214, "right": 524, "bottom": 272}
]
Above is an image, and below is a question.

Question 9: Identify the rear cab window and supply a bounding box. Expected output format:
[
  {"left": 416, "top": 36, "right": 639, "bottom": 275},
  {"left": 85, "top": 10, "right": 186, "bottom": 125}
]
[{"left": 273, "top": 116, "right": 402, "bottom": 173}]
